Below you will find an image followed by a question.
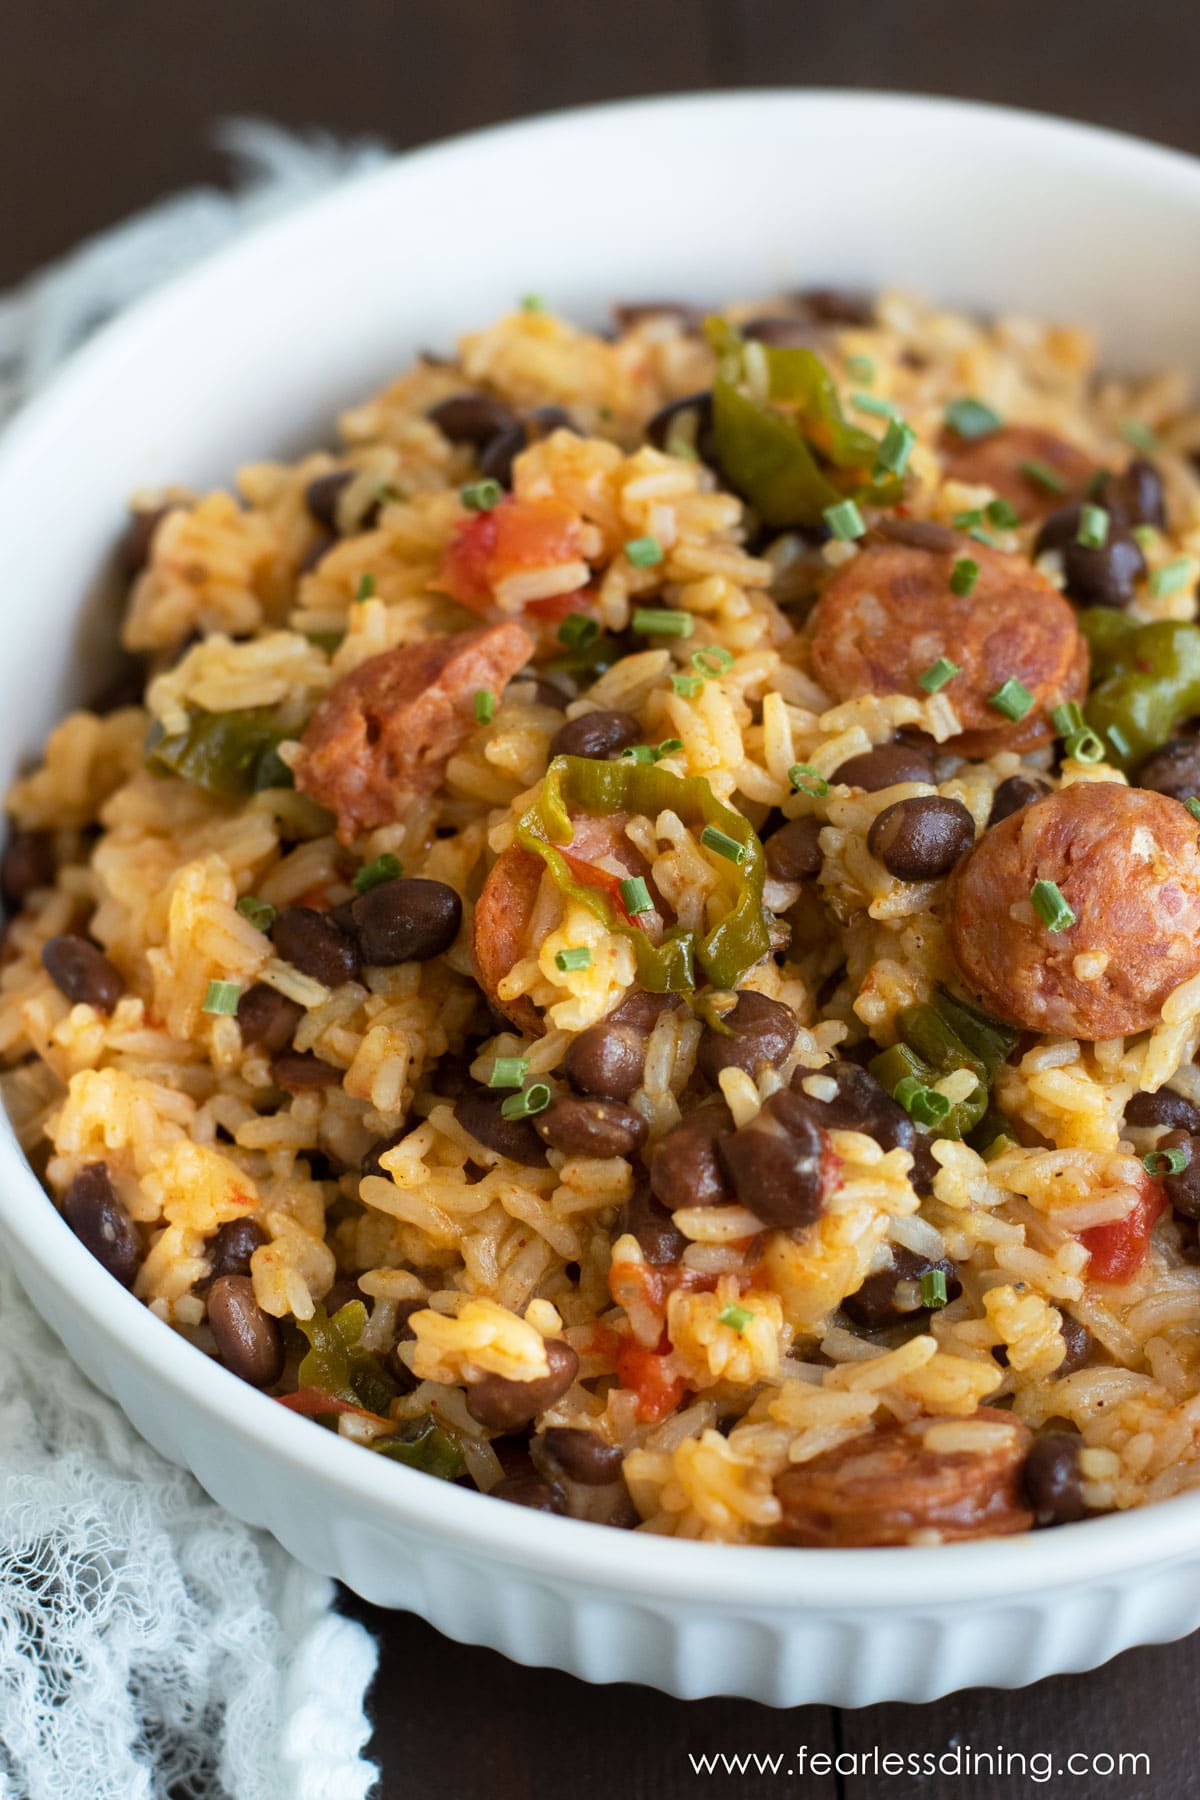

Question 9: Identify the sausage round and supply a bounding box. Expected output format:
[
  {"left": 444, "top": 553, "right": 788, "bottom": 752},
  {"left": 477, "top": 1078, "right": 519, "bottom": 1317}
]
[
  {"left": 807, "top": 540, "right": 1086, "bottom": 757},
  {"left": 939, "top": 423, "right": 1095, "bottom": 522},
  {"left": 947, "top": 781, "right": 1200, "bottom": 1039}
]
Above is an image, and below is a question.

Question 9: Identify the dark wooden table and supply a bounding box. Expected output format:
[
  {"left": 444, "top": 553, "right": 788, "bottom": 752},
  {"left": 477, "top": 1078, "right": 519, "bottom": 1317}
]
[{"left": 7, "top": 2, "right": 1200, "bottom": 1792}]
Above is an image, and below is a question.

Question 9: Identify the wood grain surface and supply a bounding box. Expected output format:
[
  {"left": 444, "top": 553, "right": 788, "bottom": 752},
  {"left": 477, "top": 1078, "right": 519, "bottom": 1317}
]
[{"left": 6, "top": 2, "right": 1200, "bottom": 1793}]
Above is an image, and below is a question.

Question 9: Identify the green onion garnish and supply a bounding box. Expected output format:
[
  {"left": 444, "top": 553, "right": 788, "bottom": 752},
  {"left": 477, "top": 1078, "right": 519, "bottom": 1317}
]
[
  {"left": 671, "top": 673, "right": 704, "bottom": 697},
  {"left": 846, "top": 354, "right": 876, "bottom": 384},
  {"left": 985, "top": 498, "right": 1020, "bottom": 529},
  {"left": 1132, "top": 524, "right": 1158, "bottom": 550},
  {"left": 490, "top": 1057, "right": 529, "bottom": 1089},
  {"left": 557, "top": 613, "right": 598, "bottom": 650},
  {"left": 920, "top": 1268, "right": 949, "bottom": 1309},
  {"left": 700, "top": 825, "right": 745, "bottom": 865},
  {"left": 619, "top": 876, "right": 654, "bottom": 916},
  {"left": 236, "top": 895, "right": 277, "bottom": 932},
  {"left": 691, "top": 645, "right": 735, "bottom": 677},
  {"left": 1143, "top": 1145, "right": 1189, "bottom": 1177},
  {"left": 1031, "top": 879, "right": 1076, "bottom": 933},
  {"left": 952, "top": 508, "right": 984, "bottom": 530},
  {"left": 950, "top": 557, "right": 979, "bottom": 597},
  {"left": 875, "top": 417, "right": 917, "bottom": 477},
  {"left": 1019, "top": 459, "right": 1067, "bottom": 495},
  {"left": 852, "top": 392, "right": 899, "bottom": 419},
  {"left": 631, "top": 608, "right": 694, "bottom": 638},
  {"left": 1187, "top": 798, "right": 1200, "bottom": 824},
  {"left": 656, "top": 737, "right": 684, "bottom": 757},
  {"left": 1107, "top": 724, "right": 1130, "bottom": 758},
  {"left": 1050, "top": 701, "right": 1086, "bottom": 738},
  {"left": 554, "top": 947, "right": 592, "bottom": 971},
  {"left": 1065, "top": 728, "right": 1105, "bottom": 764},
  {"left": 203, "top": 979, "right": 241, "bottom": 1016},
  {"left": 520, "top": 293, "right": 545, "bottom": 313},
  {"left": 988, "top": 678, "right": 1035, "bottom": 722},
  {"left": 968, "top": 526, "right": 999, "bottom": 547},
  {"left": 1076, "top": 504, "right": 1110, "bottom": 549},
  {"left": 1121, "top": 419, "right": 1159, "bottom": 454},
  {"left": 717, "top": 1303, "right": 756, "bottom": 1333},
  {"left": 500, "top": 1081, "right": 552, "bottom": 1120},
  {"left": 893, "top": 1076, "right": 952, "bottom": 1127},
  {"left": 474, "top": 689, "right": 495, "bottom": 724},
  {"left": 354, "top": 852, "right": 403, "bottom": 895},
  {"left": 355, "top": 572, "right": 376, "bottom": 603},
  {"left": 461, "top": 479, "right": 503, "bottom": 512},
  {"left": 789, "top": 764, "right": 829, "bottom": 797},
  {"left": 625, "top": 536, "right": 664, "bottom": 568},
  {"left": 918, "top": 657, "right": 961, "bottom": 693},
  {"left": 1149, "top": 560, "right": 1192, "bottom": 599},
  {"left": 823, "top": 498, "right": 867, "bottom": 541},
  {"left": 945, "top": 397, "right": 1002, "bottom": 440}
]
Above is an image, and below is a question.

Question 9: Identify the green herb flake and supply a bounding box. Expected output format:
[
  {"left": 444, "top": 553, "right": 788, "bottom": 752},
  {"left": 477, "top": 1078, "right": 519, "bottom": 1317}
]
[
  {"left": 1065, "top": 727, "right": 1105, "bottom": 765},
  {"left": 1120, "top": 418, "right": 1159, "bottom": 455},
  {"left": 1143, "top": 1145, "right": 1190, "bottom": 1177},
  {"left": 355, "top": 572, "right": 376, "bottom": 603},
  {"left": 1050, "top": 701, "right": 1086, "bottom": 739},
  {"left": 691, "top": 645, "right": 736, "bottom": 677},
  {"left": 625, "top": 535, "right": 664, "bottom": 569},
  {"left": 789, "top": 763, "right": 829, "bottom": 797},
  {"left": 353, "top": 852, "right": 403, "bottom": 895},
  {"left": 473, "top": 689, "right": 495, "bottom": 725},
  {"left": 984, "top": 498, "right": 1020, "bottom": 529},
  {"left": 520, "top": 293, "right": 545, "bottom": 313},
  {"left": 893, "top": 1075, "right": 952, "bottom": 1127},
  {"left": 500, "top": 1081, "right": 552, "bottom": 1119},
  {"left": 554, "top": 946, "right": 592, "bottom": 972},
  {"left": 619, "top": 876, "right": 654, "bottom": 916},
  {"left": 918, "top": 657, "right": 961, "bottom": 693},
  {"left": 950, "top": 557, "right": 979, "bottom": 597},
  {"left": 1076, "top": 503, "right": 1110, "bottom": 549},
  {"left": 236, "top": 895, "right": 277, "bottom": 932},
  {"left": 1187, "top": 798, "right": 1200, "bottom": 824},
  {"left": 556, "top": 614, "right": 599, "bottom": 652},
  {"left": 945, "top": 397, "right": 1002, "bottom": 440},
  {"left": 1148, "top": 559, "right": 1193, "bottom": 599},
  {"left": 671, "top": 673, "right": 704, "bottom": 698},
  {"left": 1107, "top": 724, "right": 1131, "bottom": 759},
  {"left": 631, "top": 608, "right": 694, "bottom": 638},
  {"left": 700, "top": 825, "right": 746, "bottom": 865},
  {"left": 718, "top": 1303, "right": 756, "bottom": 1333},
  {"left": 1132, "top": 524, "right": 1158, "bottom": 550},
  {"left": 823, "top": 498, "right": 867, "bottom": 541},
  {"left": 952, "top": 508, "right": 984, "bottom": 530},
  {"left": 920, "top": 1268, "right": 949, "bottom": 1309},
  {"left": 987, "top": 677, "right": 1035, "bottom": 722},
  {"left": 846, "top": 354, "right": 876, "bottom": 384},
  {"left": 875, "top": 417, "right": 917, "bottom": 478},
  {"left": 461, "top": 478, "right": 504, "bottom": 512},
  {"left": 1018, "top": 459, "right": 1067, "bottom": 496},
  {"left": 1031, "top": 878, "right": 1076, "bottom": 933},
  {"left": 202, "top": 979, "right": 241, "bottom": 1017},
  {"left": 489, "top": 1056, "right": 529, "bottom": 1089}
]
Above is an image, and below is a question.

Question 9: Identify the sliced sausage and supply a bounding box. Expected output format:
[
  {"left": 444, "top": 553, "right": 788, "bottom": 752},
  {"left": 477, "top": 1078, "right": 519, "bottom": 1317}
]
[
  {"left": 775, "top": 1411, "right": 1033, "bottom": 1546},
  {"left": 947, "top": 782, "right": 1200, "bottom": 1038},
  {"left": 808, "top": 540, "right": 1086, "bottom": 757},
  {"left": 940, "top": 423, "right": 1095, "bottom": 522},
  {"left": 295, "top": 622, "right": 535, "bottom": 842}
]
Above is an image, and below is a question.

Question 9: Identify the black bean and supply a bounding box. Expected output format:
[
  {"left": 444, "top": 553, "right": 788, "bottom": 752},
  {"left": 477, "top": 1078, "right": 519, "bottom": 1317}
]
[
  {"left": 650, "top": 1104, "right": 735, "bottom": 1212},
  {"left": 1034, "top": 503, "right": 1147, "bottom": 608},
  {"left": 644, "top": 390, "right": 714, "bottom": 455},
  {"left": 430, "top": 1050, "right": 476, "bottom": 1100},
  {"left": 1057, "top": 1312, "right": 1093, "bottom": 1376},
  {"left": 427, "top": 391, "right": 519, "bottom": 446},
  {"left": 206, "top": 1216, "right": 267, "bottom": 1281},
  {"left": 842, "top": 1245, "right": 961, "bottom": 1330},
  {"left": 697, "top": 992, "right": 797, "bottom": 1086},
  {"left": 1100, "top": 457, "right": 1167, "bottom": 531},
  {"left": 1163, "top": 1134, "right": 1200, "bottom": 1220},
  {"left": 868, "top": 796, "right": 975, "bottom": 881},
  {"left": 349, "top": 877, "right": 462, "bottom": 966},
  {"left": 874, "top": 517, "right": 959, "bottom": 554},
  {"left": 299, "top": 532, "right": 336, "bottom": 574},
  {"left": 271, "top": 906, "right": 361, "bottom": 987},
  {"left": 535, "top": 1096, "right": 647, "bottom": 1158},
  {"left": 121, "top": 503, "right": 176, "bottom": 578},
  {"left": 523, "top": 676, "right": 569, "bottom": 711},
  {"left": 798, "top": 286, "right": 874, "bottom": 325},
  {"left": 42, "top": 935, "right": 124, "bottom": 1012},
  {"left": 466, "top": 1338, "right": 580, "bottom": 1431},
  {"left": 549, "top": 709, "right": 642, "bottom": 761},
  {"left": 988, "top": 774, "right": 1053, "bottom": 828},
  {"left": 621, "top": 1182, "right": 687, "bottom": 1266},
  {"left": 535, "top": 1427, "right": 624, "bottom": 1485},
  {"left": 360, "top": 1125, "right": 410, "bottom": 1181},
  {"left": 91, "top": 658, "right": 148, "bottom": 716},
  {"left": 717, "top": 1088, "right": 827, "bottom": 1232},
  {"left": 790, "top": 1061, "right": 938, "bottom": 1191},
  {"left": 764, "top": 816, "right": 823, "bottom": 882},
  {"left": 454, "top": 1090, "right": 549, "bottom": 1167},
  {"left": 613, "top": 301, "right": 705, "bottom": 333},
  {"left": 1125, "top": 1089, "right": 1200, "bottom": 1133},
  {"left": 0, "top": 830, "right": 54, "bottom": 912},
  {"left": 491, "top": 1474, "right": 568, "bottom": 1513},
  {"left": 237, "top": 983, "right": 303, "bottom": 1053},
  {"left": 1022, "top": 1431, "right": 1086, "bottom": 1526},
  {"left": 476, "top": 425, "right": 527, "bottom": 488},
  {"left": 269, "top": 1051, "right": 343, "bottom": 1091},
  {"left": 563, "top": 1018, "right": 645, "bottom": 1101},
  {"left": 1135, "top": 738, "right": 1200, "bottom": 803},
  {"left": 207, "top": 1273, "right": 284, "bottom": 1388},
  {"left": 742, "top": 315, "right": 823, "bottom": 348},
  {"left": 833, "top": 743, "right": 932, "bottom": 791},
  {"left": 60, "top": 1162, "right": 140, "bottom": 1287},
  {"left": 304, "top": 469, "right": 354, "bottom": 531}
]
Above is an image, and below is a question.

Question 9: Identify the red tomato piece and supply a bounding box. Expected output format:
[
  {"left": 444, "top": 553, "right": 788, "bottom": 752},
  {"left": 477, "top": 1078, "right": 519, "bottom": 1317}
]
[
  {"left": 616, "top": 1336, "right": 686, "bottom": 1423},
  {"left": 433, "top": 496, "right": 584, "bottom": 615},
  {"left": 1079, "top": 1176, "right": 1166, "bottom": 1284}
]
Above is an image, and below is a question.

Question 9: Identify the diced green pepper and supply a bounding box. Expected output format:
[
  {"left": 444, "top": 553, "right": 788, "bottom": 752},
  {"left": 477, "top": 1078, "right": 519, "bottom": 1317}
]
[
  {"left": 1078, "top": 610, "right": 1200, "bottom": 772},
  {"left": 933, "top": 986, "right": 1019, "bottom": 1077},
  {"left": 870, "top": 990, "right": 1016, "bottom": 1142},
  {"left": 145, "top": 706, "right": 296, "bottom": 798},
  {"left": 372, "top": 1417, "right": 466, "bottom": 1481},
  {"left": 296, "top": 1300, "right": 400, "bottom": 1414}
]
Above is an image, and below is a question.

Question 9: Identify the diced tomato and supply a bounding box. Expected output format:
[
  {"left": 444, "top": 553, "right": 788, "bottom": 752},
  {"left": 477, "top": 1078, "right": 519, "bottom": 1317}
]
[
  {"left": 616, "top": 1335, "right": 686, "bottom": 1423},
  {"left": 559, "top": 848, "right": 643, "bottom": 929},
  {"left": 1078, "top": 1176, "right": 1166, "bottom": 1284},
  {"left": 433, "top": 496, "right": 585, "bottom": 615},
  {"left": 524, "top": 590, "right": 591, "bottom": 624}
]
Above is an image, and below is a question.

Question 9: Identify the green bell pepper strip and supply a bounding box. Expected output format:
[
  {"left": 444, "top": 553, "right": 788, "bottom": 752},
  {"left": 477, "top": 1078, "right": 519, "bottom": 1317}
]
[
  {"left": 295, "top": 1299, "right": 400, "bottom": 1415},
  {"left": 371, "top": 1417, "right": 466, "bottom": 1481},
  {"left": 869, "top": 990, "right": 1017, "bottom": 1141},
  {"left": 1078, "top": 610, "right": 1200, "bottom": 772},
  {"left": 514, "top": 755, "right": 770, "bottom": 994},
  {"left": 704, "top": 317, "right": 903, "bottom": 528},
  {"left": 145, "top": 706, "right": 296, "bottom": 798}
]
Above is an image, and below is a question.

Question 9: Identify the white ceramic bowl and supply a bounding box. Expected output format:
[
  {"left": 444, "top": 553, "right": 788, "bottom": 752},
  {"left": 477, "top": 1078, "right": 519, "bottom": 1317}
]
[{"left": 5, "top": 91, "right": 1200, "bottom": 1708}]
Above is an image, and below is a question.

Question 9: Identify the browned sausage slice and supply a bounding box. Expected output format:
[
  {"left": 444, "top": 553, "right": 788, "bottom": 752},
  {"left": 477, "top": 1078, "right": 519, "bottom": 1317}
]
[
  {"left": 295, "top": 622, "right": 535, "bottom": 842},
  {"left": 807, "top": 539, "right": 1086, "bottom": 757},
  {"left": 775, "top": 1410, "right": 1033, "bottom": 1546},
  {"left": 948, "top": 782, "right": 1200, "bottom": 1039},
  {"left": 940, "top": 423, "right": 1096, "bottom": 522}
]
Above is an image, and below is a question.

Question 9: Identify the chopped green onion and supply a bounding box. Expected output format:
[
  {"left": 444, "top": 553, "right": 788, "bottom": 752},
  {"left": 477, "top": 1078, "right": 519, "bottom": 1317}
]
[
  {"left": 691, "top": 645, "right": 735, "bottom": 677},
  {"left": 557, "top": 613, "right": 598, "bottom": 650},
  {"left": 823, "top": 498, "right": 867, "bottom": 541},
  {"left": 1018, "top": 459, "right": 1067, "bottom": 495},
  {"left": 625, "top": 536, "right": 664, "bottom": 568},
  {"left": 893, "top": 1076, "right": 952, "bottom": 1127},
  {"left": 700, "top": 825, "right": 745, "bottom": 865},
  {"left": 656, "top": 737, "right": 684, "bottom": 757},
  {"left": 1076, "top": 504, "right": 1110, "bottom": 549},
  {"left": 671, "top": 673, "right": 705, "bottom": 697},
  {"left": 631, "top": 608, "right": 694, "bottom": 638},
  {"left": 717, "top": 1303, "right": 756, "bottom": 1333},
  {"left": 461, "top": 479, "right": 503, "bottom": 512},
  {"left": 918, "top": 657, "right": 961, "bottom": 693},
  {"left": 473, "top": 689, "right": 495, "bottom": 724},
  {"left": 1050, "top": 701, "right": 1086, "bottom": 738},
  {"left": 500, "top": 1081, "right": 552, "bottom": 1120},
  {"left": 920, "top": 1268, "right": 949, "bottom": 1309},
  {"left": 619, "top": 745, "right": 658, "bottom": 765},
  {"left": 1107, "top": 724, "right": 1131, "bottom": 758},
  {"left": 789, "top": 763, "right": 829, "bottom": 797},
  {"left": 1187, "top": 798, "right": 1200, "bottom": 824},
  {"left": 1132, "top": 524, "right": 1158, "bottom": 550},
  {"left": 1121, "top": 418, "right": 1159, "bottom": 454},
  {"left": 988, "top": 677, "right": 1035, "bottom": 722},
  {"left": 203, "top": 979, "right": 241, "bottom": 1016},
  {"left": 354, "top": 852, "right": 403, "bottom": 895},
  {"left": 619, "top": 876, "right": 654, "bottom": 916},
  {"left": 1143, "top": 1145, "right": 1190, "bottom": 1177},
  {"left": 1031, "top": 879, "right": 1076, "bottom": 933},
  {"left": 1065, "top": 728, "right": 1105, "bottom": 764},
  {"left": 952, "top": 508, "right": 984, "bottom": 530},
  {"left": 846, "top": 354, "right": 876, "bottom": 384},
  {"left": 875, "top": 417, "right": 917, "bottom": 478},
  {"left": 554, "top": 947, "right": 592, "bottom": 971},
  {"left": 852, "top": 391, "right": 900, "bottom": 419},
  {"left": 1149, "top": 559, "right": 1192, "bottom": 599},
  {"left": 985, "top": 498, "right": 1020, "bottom": 530},
  {"left": 490, "top": 1057, "right": 529, "bottom": 1089},
  {"left": 355, "top": 572, "right": 376, "bottom": 603},
  {"left": 520, "top": 293, "right": 545, "bottom": 313},
  {"left": 950, "top": 557, "right": 979, "bottom": 597},
  {"left": 945, "top": 397, "right": 1002, "bottom": 440},
  {"left": 968, "top": 526, "right": 999, "bottom": 548},
  {"left": 236, "top": 895, "right": 277, "bottom": 932}
]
